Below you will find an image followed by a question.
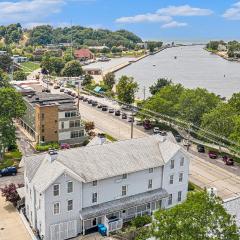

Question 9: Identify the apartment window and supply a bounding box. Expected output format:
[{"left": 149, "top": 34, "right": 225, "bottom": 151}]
[
  {"left": 92, "top": 180, "right": 97, "bottom": 186},
  {"left": 67, "top": 181, "right": 73, "bottom": 193},
  {"left": 149, "top": 168, "right": 153, "bottom": 173},
  {"left": 178, "top": 191, "right": 182, "bottom": 202},
  {"left": 122, "top": 174, "right": 127, "bottom": 179},
  {"left": 179, "top": 173, "right": 183, "bottom": 182},
  {"left": 180, "top": 157, "right": 184, "bottom": 166},
  {"left": 70, "top": 130, "right": 84, "bottom": 139},
  {"left": 53, "top": 202, "right": 60, "bottom": 214},
  {"left": 65, "top": 112, "right": 71, "bottom": 118},
  {"left": 122, "top": 186, "right": 127, "bottom": 196},
  {"left": 61, "top": 122, "right": 64, "bottom": 129},
  {"left": 168, "top": 194, "right": 173, "bottom": 205},
  {"left": 41, "top": 113, "right": 44, "bottom": 119},
  {"left": 41, "top": 124, "right": 44, "bottom": 133},
  {"left": 41, "top": 136, "right": 45, "bottom": 142},
  {"left": 70, "top": 120, "right": 80, "bottom": 128},
  {"left": 71, "top": 112, "right": 77, "bottom": 117},
  {"left": 170, "top": 159, "right": 175, "bottom": 169},
  {"left": 169, "top": 175, "right": 174, "bottom": 184},
  {"left": 67, "top": 200, "right": 73, "bottom": 211},
  {"left": 92, "top": 193, "right": 97, "bottom": 203},
  {"left": 53, "top": 184, "right": 60, "bottom": 196},
  {"left": 148, "top": 179, "right": 153, "bottom": 189}
]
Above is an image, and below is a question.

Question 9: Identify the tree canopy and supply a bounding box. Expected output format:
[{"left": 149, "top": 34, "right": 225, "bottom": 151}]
[
  {"left": 149, "top": 78, "right": 172, "bottom": 95},
  {"left": 103, "top": 72, "right": 116, "bottom": 90},
  {"left": 116, "top": 75, "right": 139, "bottom": 104},
  {"left": 61, "top": 60, "right": 83, "bottom": 77},
  {"left": 152, "top": 191, "right": 239, "bottom": 240},
  {"left": 13, "top": 70, "right": 27, "bottom": 81}
]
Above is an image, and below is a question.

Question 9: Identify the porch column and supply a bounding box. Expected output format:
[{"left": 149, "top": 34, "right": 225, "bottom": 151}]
[{"left": 82, "top": 220, "right": 85, "bottom": 235}]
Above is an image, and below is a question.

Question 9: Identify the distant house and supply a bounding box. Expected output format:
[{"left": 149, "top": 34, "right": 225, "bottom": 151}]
[
  {"left": 83, "top": 67, "right": 102, "bottom": 75},
  {"left": 74, "top": 49, "right": 95, "bottom": 61}
]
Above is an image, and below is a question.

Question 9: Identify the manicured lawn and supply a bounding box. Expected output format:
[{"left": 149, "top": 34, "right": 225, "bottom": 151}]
[
  {"left": 0, "top": 150, "right": 22, "bottom": 170},
  {"left": 20, "top": 61, "right": 40, "bottom": 73}
]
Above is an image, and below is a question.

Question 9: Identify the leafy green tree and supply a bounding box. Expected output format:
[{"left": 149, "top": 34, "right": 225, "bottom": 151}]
[
  {"left": 28, "top": 25, "right": 53, "bottom": 45},
  {"left": 143, "top": 84, "right": 184, "bottom": 117},
  {"left": 63, "top": 53, "right": 74, "bottom": 63},
  {"left": 201, "top": 103, "right": 237, "bottom": 138},
  {"left": 152, "top": 191, "right": 239, "bottom": 240},
  {"left": 149, "top": 78, "right": 172, "bottom": 95},
  {"left": 178, "top": 88, "right": 220, "bottom": 126},
  {"left": 229, "top": 116, "right": 240, "bottom": 147},
  {"left": 13, "top": 70, "right": 27, "bottom": 81},
  {"left": 116, "top": 75, "right": 139, "bottom": 104},
  {"left": 0, "top": 54, "right": 12, "bottom": 72},
  {"left": 0, "top": 70, "right": 10, "bottom": 87},
  {"left": 82, "top": 74, "right": 93, "bottom": 86},
  {"left": 41, "top": 56, "right": 64, "bottom": 76},
  {"left": 62, "top": 60, "right": 83, "bottom": 77},
  {"left": 103, "top": 72, "right": 115, "bottom": 89},
  {"left": 229, "top": 92, "right": 240, "bottom": 114}
]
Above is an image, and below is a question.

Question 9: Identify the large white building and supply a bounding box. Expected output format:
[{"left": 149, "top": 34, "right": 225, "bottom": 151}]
[{"left": 22, "top": 135, "right": 189, "bottom": 240}]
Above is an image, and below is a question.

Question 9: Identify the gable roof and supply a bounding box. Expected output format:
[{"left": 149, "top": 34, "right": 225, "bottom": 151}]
[
  {"left": 74, "top": 49, "right": 94, "bottom": 59},
  {"left": 24, "top": 135, "right": 184, "bottom": 193}
]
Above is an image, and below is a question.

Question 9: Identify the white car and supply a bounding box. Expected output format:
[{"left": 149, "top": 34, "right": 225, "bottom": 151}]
[{"left": 153, "top": 127, "right": 160, "bottom": 134}]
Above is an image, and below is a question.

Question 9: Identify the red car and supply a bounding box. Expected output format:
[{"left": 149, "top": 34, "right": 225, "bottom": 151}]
[
  {"left": 222, "top": 156, "right": 234, "bottom": 166},
  {"left": 60, "top": 143, "right": 70, "bottom": 149},
  {"left": 208, "top": 151, "right": 218, "bottom": 159}
]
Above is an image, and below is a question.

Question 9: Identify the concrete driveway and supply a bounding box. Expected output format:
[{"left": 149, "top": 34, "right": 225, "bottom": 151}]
[{"left": 0, "top": 196, "right": 31, "bottom": 240}]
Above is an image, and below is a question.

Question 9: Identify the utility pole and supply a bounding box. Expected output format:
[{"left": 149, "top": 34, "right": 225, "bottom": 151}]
[
  {"left": 70, "top": 19, "right": 73, "bottom": 59},
  {"left": 131, "top": 108, "right": 134, "bottom": 139},
  {"left": 77, "top": 81, "right": 80, "bottom": 113}
]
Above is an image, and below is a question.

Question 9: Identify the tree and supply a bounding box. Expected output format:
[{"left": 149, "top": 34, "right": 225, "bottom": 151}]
[
  {"left": 82, "top": 74, "right": 93, "bottom": 86},
  {"left": 62, "top": 60, "right": 83, "bottom": 77},
  {"left": 0, "top": 70, "right": 10, "bottom": 87},
  {"left": 178, "top": 88, "right": 220, "bottom": 126},
  {"left": 229, "top": 92, "right": 240, "bottom": 114},
  {"left": 116, "top": 75, "right": 139, "bottom": 104},
  {"left": 0, "top": 54, "right": 12, "bottom": 72},
  {"left": 152, "top": 191, "right": 239, "bottom": 240},
  {"left": 201, "top": 103, "right": 237, "bottom": 138},
  {"left": 13, "top": 70, "right": 27, "bottom": 81},
  {"left": 85, "top": 121, "right": 95, "bottom": 132},
  {"left": 149, "top": 78, "right": 172, "bottom": 95},
  {"left": 41, "top": 56, "right": 64, "bottom": 76},
  {"left": 1, "top": 183, "right": 24, "bottom": 207},
  {"left": 103, "top": 72, "right": 115, "bottom": 89}
]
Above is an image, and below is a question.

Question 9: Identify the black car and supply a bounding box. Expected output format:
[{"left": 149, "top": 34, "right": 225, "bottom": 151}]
[
  {"left": 102, "top": 105, "right": 108, "bottom": 111},
  {"left": 88, "top": 99, "right": 93, "bottom": 104},
  {"left": 115, "top": 110, "right": 121, "bottom": 116},
  {"left": 197, "top": 144, "right": 205, "bottom": 153},
  {"left": 97, "top": 104, "right": 103, "bottom": 108},
  {"left": 122, "top": 113, "right": 127, "bottom": 119},
  {"left": 92, "top": 101, "right": 98, "bottom": 107}
]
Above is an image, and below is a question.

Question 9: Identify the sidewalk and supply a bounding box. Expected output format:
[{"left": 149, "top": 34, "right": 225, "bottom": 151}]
[{"left": 0, "top": 196, "right": 31, "bottom": 240}]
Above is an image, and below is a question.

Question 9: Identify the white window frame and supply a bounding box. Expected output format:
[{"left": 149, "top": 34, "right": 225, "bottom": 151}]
[
  {"left": 179, "top": 173, "right": 183, "bottom": 182},
  {"left": 180, "top": 157, "right": 184, "bottom": 166},
  {"left": 53, "top": 184, "right": 60, "bottom": 196},
  {"left": 178, "top": 191, "right": 182, "bottom": 202},
  {"left": 67, "top": 199, "right": 73, "bottom": 211},
  {"left": 92, "top": 180, "right": 97, "bottom": 186},
  {"left": 170, "top": 159, "right": 175, "bottom": 169},
  {"left": 168, "top": 194, "right": 173, "bottom": 205},
  {"left": 122, "top": 185, "right": 127, "bottom": 196},
  {"left": 122, "top": 174, "right": 127, "bottom": 179},
  {"left": 149, "top": 168, "right": 153, "bottom": 173},
  {"left": 148, "top": 179, "right": 153, "bottom": 189},
  {"left": 169, "top": 175, "right": 174, "bottom": 184},
  {"left": 92, "top": 192, "right": 98, "bottom": 203},
  {"left": 67, "top": 181, "right": 73, "bottom": 193},
  {"left": 53, "top": 202, "right": 60, "bottom": 215}
]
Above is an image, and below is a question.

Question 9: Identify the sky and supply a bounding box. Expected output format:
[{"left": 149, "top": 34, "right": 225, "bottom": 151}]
[{"left": 1, "top": 0, "right": 240, "bottom": 42}]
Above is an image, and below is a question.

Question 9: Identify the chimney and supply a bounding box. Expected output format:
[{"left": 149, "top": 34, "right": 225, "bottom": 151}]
[{"left": 48, "top": 149, "right": 58, "bottom": 162}]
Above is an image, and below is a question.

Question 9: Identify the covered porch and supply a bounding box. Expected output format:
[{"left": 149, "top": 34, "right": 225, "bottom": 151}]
[{"left": 80, "top": 188, "right": 168, "bottom": 236}]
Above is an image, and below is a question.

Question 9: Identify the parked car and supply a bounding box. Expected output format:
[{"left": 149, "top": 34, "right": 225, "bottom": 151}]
[
  {"left": 54, "top": 85, "right": 60, "bottom": 89},
  {"left": 208, "top": 151, "right": 218, "bottom": 159},
  {"left": 153, "top": 127, "right": 160, "bottom": 134},
  {"left": 79, "top": 96, "right": 84, "bottom": 100},
  {"left": 122, "top": 113, "right": 127, "bottom": 119},
  {"left": 64, "top": 89, "right": 69, "bottom": 94},
  {"left": 92, "top": 101, "right": 98, "bottom": 107},
  {"left": 222, "top": 156, "right": 234, "bottom": 166},
  {"left": 135, "top": 120, "right": 143, "bottom": 126},
  {"left": 60, "top": 88, "right": 65, "bottom": 92},
  {"left": 197, "top": 144, "right": 205, "bottom": 153},
  {"left": 67, "top": 91, "right": 72, "bottom": 95},
  {"left": 108, "top": 108, "right": 114, "bottom": 113},
  {"left": 115, "top": 110, "right": 121, "bottom": 116},
  {"left": 175, "top": 134, "right": 182, "bottom": 143},
  {"left": 48, "top": 82, "right": 53, "bottom": 86},
  {"left": 42, "top": 88, "right": 50, "bottom": 93},
  {"left": 97, "top": 104, "right": 103, "bottom": 109},
  {"left": 83, "top": 97, "right": 88, "bottom": 102},
  {"left": 128, "top": 117, "right": 134, "bottom": 122},
  {"left": 71, "top": 92, "right": 76, "bottom": 97},
  {"left": 143, "top": 120, "right": 152, "bottom": 130},
  {"left": 159, "top": 131, "right": 167, "bottom": 136},
  {"left": 87, "top": 99, "right": 93, "bottom": 104},
  {"left": 102, "top": 105, "right": 108, "bottom": 111},
  {"left": 0, "top": 167, "right": 17, "bottom": 177},
  {"left": 60, "top": 143, "right": 70, "bottom": 150}
]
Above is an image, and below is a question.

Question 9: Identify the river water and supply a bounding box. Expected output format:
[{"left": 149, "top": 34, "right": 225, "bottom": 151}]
[{"left": 115, "top": 45, "right": 240, "bottom": 99}]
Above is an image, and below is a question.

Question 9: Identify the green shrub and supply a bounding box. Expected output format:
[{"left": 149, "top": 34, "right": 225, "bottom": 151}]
[
  {"left": 131, "top": 215, "right": 152, "bottom": 228},
  {"left": 36, "top": 142, "right": 59, "bottom": 152},
  {"left": 188, "top": 182, "right": 195, "bottom": 191}
]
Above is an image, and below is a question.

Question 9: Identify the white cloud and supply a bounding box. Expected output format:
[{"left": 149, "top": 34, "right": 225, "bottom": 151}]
[
  {"left": 223, "top": 2, "right": 240, "bottom": 20},
  {"left": 161, "top": 21, "right": 188, "bottom": 29},
  {"left": 116, "top": 14, "right": 171, "bottom": 24},
  {"left": 157, "top": 5, "right": 213, "bottom": 16}
]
